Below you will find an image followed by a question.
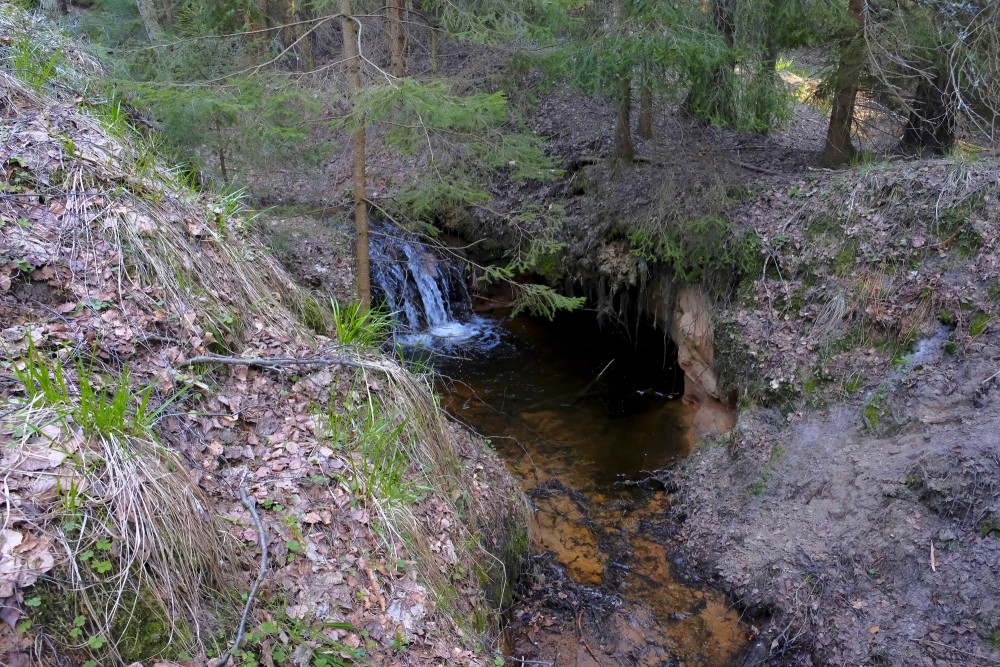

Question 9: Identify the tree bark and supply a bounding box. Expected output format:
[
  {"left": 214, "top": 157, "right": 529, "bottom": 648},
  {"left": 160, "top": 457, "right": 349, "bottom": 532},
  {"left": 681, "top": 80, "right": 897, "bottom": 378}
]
[
  {"left": 215, "top": 120, "right": 229, "bottom": 184},
  {"left": 158, "top": 0, "right": 174, "bottom": 28},
  {"left": 135, "top": 0, "right": 166, "bottom": 43},
  {"left": 615, "top": 77, "right": 634, "bottom": 161},
  {"left": 901, "top": 70, "right": 955, "bottom": 154},
  {"left": 387, "top": 0, "right": 406, "bottom": 78},
  {"left": 821, "top": 0, "right": 865, "bottom": 167},
  {"left": 341, "top": 0, "right": 371, "bottom": 312},
  {"left": 638, "top": 84, "right": 653, "bottom": 139}
]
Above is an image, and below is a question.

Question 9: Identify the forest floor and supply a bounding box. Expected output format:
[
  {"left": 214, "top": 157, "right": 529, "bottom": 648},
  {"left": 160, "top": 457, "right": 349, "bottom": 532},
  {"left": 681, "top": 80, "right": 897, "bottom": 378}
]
[{"left": 0, "top": 12, "right": 527, "bottom": 666}]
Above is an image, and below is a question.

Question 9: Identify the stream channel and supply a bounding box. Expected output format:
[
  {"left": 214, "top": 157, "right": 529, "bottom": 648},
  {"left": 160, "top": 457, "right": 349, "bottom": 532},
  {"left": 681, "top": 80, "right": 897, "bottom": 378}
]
[{"left": 372, "top": 225, "right": 750, "bottom": 665}]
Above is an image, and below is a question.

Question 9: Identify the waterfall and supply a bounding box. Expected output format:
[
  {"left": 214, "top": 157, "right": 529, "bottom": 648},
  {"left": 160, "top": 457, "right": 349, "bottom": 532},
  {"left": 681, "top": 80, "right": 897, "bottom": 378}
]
[{"left": 370, "top": 222, "right": 498, "bottom": 348}]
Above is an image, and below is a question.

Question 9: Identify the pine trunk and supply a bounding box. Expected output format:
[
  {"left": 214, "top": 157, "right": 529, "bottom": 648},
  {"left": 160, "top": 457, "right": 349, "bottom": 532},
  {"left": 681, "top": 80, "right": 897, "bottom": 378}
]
[
  {"left": 300, "top": 14, "right": 315, "bottom": 71},
  {"left": 901, "top": 71, "right": 955, "bottom": 154},
  {"left": 388, "top": 0, "right": 406, "bottom": 78},
  {"left": 135, "top": 0, "right": 165, "bottom": 43},
  {"left": 615, "top": 77, "right": 634, "bottom": 161},
  {"left": 821, "top": 0, "right": 864, "bottom": 167},
  {"left": 428, "top": 4, "right": 441, "bottom": 75},
  {"left": 158, "top": 0, "right": 174, "bottom": 28},
  {"left": 638, "top": 85, "right": 653, "bottom": 140},
  {"left": 341, "top": 0, "right": 371, "bottom": 312}
]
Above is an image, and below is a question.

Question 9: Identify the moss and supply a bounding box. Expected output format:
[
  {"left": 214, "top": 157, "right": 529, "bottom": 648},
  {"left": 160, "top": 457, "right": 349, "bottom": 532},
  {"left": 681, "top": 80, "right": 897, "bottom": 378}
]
[
  {"left": 987, "top": 283, "right": 1000, "bottom": 302},
  {"left": 970, "top": 312, "right": 991, "bottom": 338},
  {"left": 532, "top": 251, "right": 561, "bottom": 283},
  {"left": 938, "top": 193, "right": 987, "bottom": 259},
  {"left": 864, "top": 400, "right": 881, "bottom": 429},
  {"left": 804, "top": 212, "right": 841, "bottom": 240},
  {"left": 979, "top": 514, "right": 1000, "bottom": 538},
  {"left": 25, "top": 577, "right": 188, "bottom": 664},
  {"left": 938, "top": 308, "right": 957, "bottom": 325},
  {"left": 831, "top": 240, "right": 859, "bottom": 278}
]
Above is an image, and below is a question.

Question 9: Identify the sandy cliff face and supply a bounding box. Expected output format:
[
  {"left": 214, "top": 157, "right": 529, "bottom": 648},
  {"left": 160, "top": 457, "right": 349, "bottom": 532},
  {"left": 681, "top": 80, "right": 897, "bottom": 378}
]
[{"left": 645, "top": 278, "right": 737, "bottom": 438}]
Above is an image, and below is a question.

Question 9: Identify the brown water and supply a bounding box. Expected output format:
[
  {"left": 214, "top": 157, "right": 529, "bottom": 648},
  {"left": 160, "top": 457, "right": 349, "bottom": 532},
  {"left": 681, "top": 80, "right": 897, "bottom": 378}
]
[{"left": 436, "top": 313, "right": 749, "bottom": 666}]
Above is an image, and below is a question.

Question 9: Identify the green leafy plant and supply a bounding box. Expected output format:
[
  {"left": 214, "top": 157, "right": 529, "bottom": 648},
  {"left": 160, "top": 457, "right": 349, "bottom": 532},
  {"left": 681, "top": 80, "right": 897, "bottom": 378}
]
[
  {"left": 10, "top": 39, "right": 62, "bottom": 89},
  {"left": 331, "top": 300, "right": 393, "bottom": 348}
]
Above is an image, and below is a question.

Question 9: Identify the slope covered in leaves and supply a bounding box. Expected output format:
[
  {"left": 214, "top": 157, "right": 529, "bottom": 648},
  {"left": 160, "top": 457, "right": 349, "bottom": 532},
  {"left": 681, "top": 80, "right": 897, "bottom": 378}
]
[{"left": 0, "top": 8, "right": 525, "bottom": 667}]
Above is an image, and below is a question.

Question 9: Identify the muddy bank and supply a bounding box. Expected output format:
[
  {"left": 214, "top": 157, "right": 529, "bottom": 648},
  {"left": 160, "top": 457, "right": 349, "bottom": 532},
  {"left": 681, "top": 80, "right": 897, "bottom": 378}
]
[{"left": 674, "top": 336, "right": 1000, "bottom": 666}]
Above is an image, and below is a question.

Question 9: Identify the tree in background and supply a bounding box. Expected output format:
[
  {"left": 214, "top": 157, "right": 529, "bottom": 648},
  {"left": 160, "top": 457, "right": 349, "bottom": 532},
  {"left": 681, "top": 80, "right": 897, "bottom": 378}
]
[
  {"left": 820, "top": 0, "right": 866, "bottom": 165},
  {"left": 819, "top": 0, "right": 1000, "bottom": 164},
  {"left": 339, "top": 0, "right": 370, "bottom": 310}
]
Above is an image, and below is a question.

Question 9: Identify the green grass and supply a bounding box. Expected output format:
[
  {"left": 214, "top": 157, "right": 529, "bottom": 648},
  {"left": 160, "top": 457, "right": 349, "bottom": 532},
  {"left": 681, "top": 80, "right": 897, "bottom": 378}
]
[
  {"left": 10, "top": 39, "right": 62, "bottom": 90},
  {"left": 331, "top": 299, "right": 394, "bottom": 348},
  {"left": 970, "top": 312, "right": 991, "bottom": 338},
  {"left": 12, "top": 339, "right": 167, "bottom": 438}
]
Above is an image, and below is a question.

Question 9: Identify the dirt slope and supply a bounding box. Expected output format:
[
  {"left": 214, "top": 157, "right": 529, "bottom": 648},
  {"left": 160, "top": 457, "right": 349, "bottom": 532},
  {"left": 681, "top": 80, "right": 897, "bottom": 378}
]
[
  {"left": 0, "top": 9, "right": 525, "bottom": 666},
  {"left": 677, "top": 342, "right": 1000, "bottom": 666}
]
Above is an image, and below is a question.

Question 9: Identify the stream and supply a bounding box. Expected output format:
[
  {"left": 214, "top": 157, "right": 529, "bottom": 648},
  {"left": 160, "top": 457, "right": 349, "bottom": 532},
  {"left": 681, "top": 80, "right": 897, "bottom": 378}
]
[
  {"left": 371, "top": 226, "right": 750, "bottom": 666},
  {"left": 435, "top": 314, "right": 749, "bottom": 666}
]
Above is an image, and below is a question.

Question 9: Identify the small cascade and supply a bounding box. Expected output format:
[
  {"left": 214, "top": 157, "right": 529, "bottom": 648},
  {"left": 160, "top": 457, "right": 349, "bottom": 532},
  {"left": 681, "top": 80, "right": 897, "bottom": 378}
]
[{"left": 369, "top": 222, "right": 498, "bottom": 348}]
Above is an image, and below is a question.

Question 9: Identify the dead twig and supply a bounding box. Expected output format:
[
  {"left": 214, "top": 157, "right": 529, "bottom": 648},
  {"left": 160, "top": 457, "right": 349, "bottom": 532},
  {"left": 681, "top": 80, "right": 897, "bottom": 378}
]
[
  {"left": 576, "top": 610, "right": 602, "bottom": 665},
  {"left": 181, "top": 353, "right": 375, "bottom": 371},
  {"left": 211, "top": 488, "right": 268, "bottom": 667},
  {"left": 734, "top": 160, "right": 783, "bottom": 176},
  {"left": 913, "top": 638, "right": 998, "bottom": 662}
]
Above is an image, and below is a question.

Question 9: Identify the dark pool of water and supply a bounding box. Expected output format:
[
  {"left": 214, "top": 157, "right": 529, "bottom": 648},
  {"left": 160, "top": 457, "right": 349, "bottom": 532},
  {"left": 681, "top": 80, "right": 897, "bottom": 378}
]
[{"left": 432, "top": 311, "right": 748, "bottom": 666}]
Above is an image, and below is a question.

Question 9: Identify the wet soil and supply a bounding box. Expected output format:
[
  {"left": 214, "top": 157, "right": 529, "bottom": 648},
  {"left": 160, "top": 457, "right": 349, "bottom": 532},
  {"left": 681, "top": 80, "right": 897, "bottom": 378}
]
[
  {"left": 435, "top": 312, "right": 750, "bottom": 666},
  {"left": 675, "top": 335, "right": 1000, "bottom": 666}
]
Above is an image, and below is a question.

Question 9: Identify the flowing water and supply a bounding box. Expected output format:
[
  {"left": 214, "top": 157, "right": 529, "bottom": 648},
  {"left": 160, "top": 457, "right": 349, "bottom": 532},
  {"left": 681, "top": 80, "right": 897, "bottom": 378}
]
[{"left": 371, "top": 228, "right": 749, "bottom": 666}]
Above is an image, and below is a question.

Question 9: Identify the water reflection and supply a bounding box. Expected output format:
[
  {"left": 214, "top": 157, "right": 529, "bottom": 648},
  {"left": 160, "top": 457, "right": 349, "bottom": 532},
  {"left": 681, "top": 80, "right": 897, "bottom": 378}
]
[{"left": 436, "top": 312, "right": 747, "bottom": 666}]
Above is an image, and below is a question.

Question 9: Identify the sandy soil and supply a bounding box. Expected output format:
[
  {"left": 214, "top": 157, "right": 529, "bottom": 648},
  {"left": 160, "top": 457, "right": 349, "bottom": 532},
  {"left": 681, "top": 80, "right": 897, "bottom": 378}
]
[{"left": 676, "top": 334, "right": 1000, "bottom": 666}]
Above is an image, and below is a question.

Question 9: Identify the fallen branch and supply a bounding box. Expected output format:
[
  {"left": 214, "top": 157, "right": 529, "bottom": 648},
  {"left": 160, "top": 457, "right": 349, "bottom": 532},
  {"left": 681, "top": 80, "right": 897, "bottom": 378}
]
[
  {"left": 182, "top": 353, "right": 379, "bottom": 372},
  {"left": 913, "top": 638, "right": 998, "bottom": 662},
  {"left": 211, "top": 487, "right": 268, "bottom": 667},
  {"left": 735, "top": 160, "right": 783, "bottom": 176},
  {"left": 577, "top": 610, "right": 602, "bottom": 665}
]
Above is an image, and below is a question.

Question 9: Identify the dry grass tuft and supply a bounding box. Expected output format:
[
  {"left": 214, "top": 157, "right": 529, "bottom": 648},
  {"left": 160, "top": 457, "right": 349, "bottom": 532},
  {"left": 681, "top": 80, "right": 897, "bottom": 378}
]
[{"left": 1, "top": 358, "right": 239, "bottom": 663}]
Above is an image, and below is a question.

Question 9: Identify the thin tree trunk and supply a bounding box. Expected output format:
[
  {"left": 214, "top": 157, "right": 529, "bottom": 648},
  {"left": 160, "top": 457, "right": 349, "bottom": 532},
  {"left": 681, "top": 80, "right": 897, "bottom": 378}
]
[
  {"left": 158, "top": 0, "right": 175, "bottom": 28},
  {"left": 299, "top": 10, "right": 315, "bottom": 71},
  {"left": 341, "top": 0, "right": 371, "bottom": 312},
  {"left": 388, "top": 0, "right": 406, "bottom": 78},
  {"left": 215, "top": 120, "right": 229, "bottom": 184},
  {"left": 638, "top": 84, "right": 653, "bottom": 139},
  {"left": 135, "top": 0, "right": 166, "bottom": 43},
  {"left": 615, "top": 77, "right": 634, "bottom": 161},
  {"left": 756, "top": 41, "right": 780, "bottom": 133},
  {"left": 283, "top": 0, "right": 296, "bottom": 49},
  {"left": 822, "top": 0, "right": 864, "bottom": 166},
  {"left": 901, "top": 70, "right": 955, "bottom": 154},
  {"left": 427, "top": 4, "right": 440, "bottom": 76}
]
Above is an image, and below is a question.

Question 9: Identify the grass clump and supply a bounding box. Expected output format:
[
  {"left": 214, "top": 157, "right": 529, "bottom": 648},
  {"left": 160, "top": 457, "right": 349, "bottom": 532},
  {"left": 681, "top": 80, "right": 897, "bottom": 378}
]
[
  {"left": 936, "top": 193, "right": 987, "bottom": 259},
  {"left": 4, "top": 339, "right": 239, "bottom": 665},
  {"left": 9, "top": 38, "right": 62, "bottom": 90},
  {"left": 332, "top": 300, "right": 394, "bottom": 348},
  {"left": 969, "top": 312, "right": 991, "bottom": 338}
]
